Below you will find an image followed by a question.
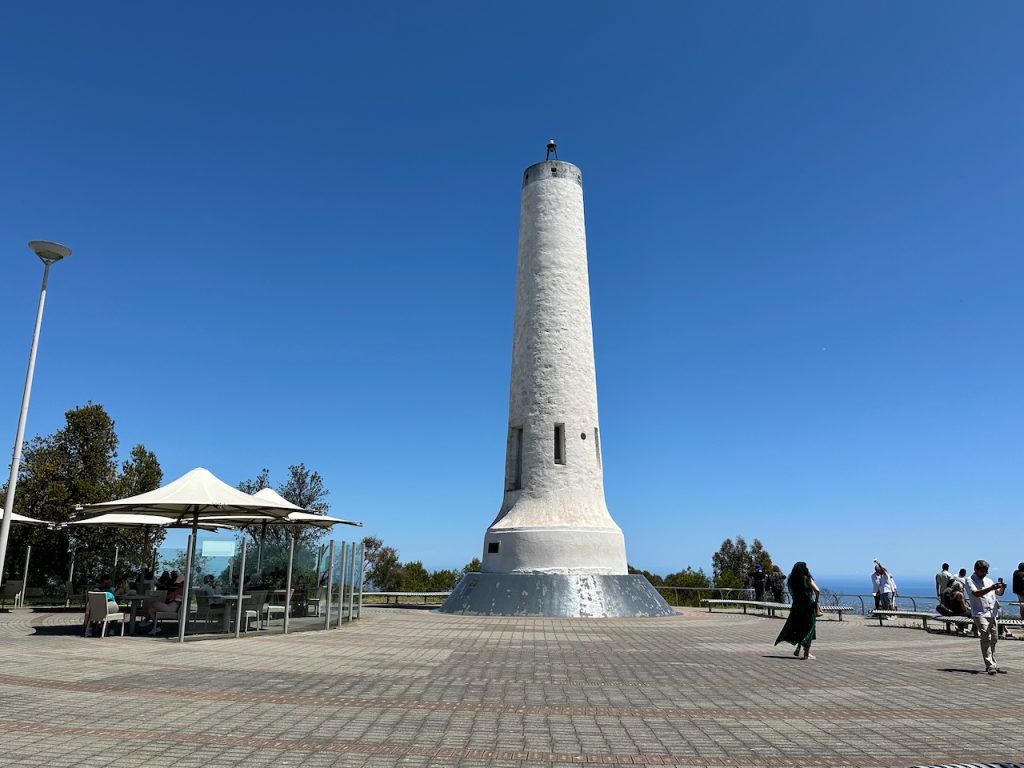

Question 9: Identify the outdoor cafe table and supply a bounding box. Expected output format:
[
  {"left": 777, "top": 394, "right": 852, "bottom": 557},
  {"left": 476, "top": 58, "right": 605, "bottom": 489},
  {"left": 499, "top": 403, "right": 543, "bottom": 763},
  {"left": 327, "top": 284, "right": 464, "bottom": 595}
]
[
  {"left": 120, "top": 594, "right": 150, "bottom": 635},
  {"left": 219, "top": 595, "right": 251, "bottom": 633}
]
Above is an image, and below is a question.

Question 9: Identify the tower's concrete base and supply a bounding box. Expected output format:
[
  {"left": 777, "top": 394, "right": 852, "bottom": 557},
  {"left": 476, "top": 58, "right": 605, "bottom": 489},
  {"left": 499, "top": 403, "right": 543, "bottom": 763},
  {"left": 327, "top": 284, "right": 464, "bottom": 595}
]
[{"left": 437, "top": 573, "right": 677, "bottom": 617}]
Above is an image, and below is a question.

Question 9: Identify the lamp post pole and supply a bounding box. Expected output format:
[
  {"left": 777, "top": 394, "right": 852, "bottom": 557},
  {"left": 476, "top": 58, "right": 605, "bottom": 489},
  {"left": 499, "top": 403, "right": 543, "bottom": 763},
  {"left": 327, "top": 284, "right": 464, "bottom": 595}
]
[{"left": 0, "top": 241, "right": 71, "bottom": 586}]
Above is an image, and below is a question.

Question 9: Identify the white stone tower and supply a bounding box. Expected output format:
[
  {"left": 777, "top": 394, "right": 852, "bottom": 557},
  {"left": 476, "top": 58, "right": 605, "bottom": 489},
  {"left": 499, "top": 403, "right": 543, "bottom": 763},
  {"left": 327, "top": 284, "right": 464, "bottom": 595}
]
[{"left": 441, "top": 142, "right": 673, "bottom": 617}]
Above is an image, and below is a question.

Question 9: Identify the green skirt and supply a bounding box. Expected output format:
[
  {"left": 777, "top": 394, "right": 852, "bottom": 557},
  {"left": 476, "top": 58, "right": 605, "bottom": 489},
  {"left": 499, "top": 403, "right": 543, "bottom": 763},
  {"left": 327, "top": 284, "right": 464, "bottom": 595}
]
[{"left": 775, "top": 602, "right": 817, "bottom": 648}]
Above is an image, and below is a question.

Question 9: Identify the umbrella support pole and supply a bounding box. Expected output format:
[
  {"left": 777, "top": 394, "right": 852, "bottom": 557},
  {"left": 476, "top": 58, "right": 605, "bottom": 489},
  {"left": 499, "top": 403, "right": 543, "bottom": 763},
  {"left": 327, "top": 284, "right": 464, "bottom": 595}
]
[
  {"left": 65, "top": 550, "right": 75, "bottom": 608},
  {"left": 178, "top": 515, "right": 198, "bottom": 643},
  {"left": 283, "top": 531, "right": 295, "bottom": 634},
  {"left": 234, "top": 539, "right": 247, "bottom": 639},
  {"left": 19, "top": 545, "right": 31, "bottom": 608}
]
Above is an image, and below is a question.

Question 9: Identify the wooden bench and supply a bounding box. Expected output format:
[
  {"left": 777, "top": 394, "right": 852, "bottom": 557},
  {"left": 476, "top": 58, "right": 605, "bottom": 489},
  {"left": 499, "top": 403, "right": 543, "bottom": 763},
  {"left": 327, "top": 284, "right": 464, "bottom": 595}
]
[
  {"left": 821, "top": 606, "right": 854, "bottom": 621},
  {"left": 934, "top": 615, "right": 975, "bottom": 635},
  {"left": 868, "top": 610, "right": 936, "bottom": 629},
  {"left": 934, "top": 615, "right": 1024, "bottom": 637},
  {"left": 701, "top": 599, "right": 853, "bottom": 621}
]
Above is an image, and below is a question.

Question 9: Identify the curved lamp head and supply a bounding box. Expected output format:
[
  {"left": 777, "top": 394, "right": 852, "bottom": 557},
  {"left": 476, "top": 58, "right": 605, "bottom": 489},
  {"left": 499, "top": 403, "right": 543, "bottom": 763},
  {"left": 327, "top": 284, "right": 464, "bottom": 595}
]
[{"left": 28, "top": 240, "right": 71, "bottom": 265}]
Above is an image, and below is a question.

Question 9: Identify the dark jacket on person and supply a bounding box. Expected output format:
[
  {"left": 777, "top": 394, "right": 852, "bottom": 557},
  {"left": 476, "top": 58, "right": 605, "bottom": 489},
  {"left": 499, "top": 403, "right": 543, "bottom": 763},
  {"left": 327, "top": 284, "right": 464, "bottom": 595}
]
[{"left": 1013, "top": 568, "right": 1024, "bottom": 596}]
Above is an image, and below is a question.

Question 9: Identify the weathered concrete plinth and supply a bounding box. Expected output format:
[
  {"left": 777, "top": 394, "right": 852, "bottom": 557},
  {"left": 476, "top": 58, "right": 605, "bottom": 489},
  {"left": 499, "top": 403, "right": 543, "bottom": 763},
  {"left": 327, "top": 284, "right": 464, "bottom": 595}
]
[{"left": 438, "top": 573, "right": 676, "bottom": 617}]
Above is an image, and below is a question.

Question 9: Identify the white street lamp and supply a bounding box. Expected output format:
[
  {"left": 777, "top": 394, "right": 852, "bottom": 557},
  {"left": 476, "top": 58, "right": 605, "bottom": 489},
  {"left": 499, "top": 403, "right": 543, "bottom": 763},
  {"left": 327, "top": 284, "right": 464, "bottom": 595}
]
[{"left": 0, "top": 241, "right": 71, "bottom": 586}]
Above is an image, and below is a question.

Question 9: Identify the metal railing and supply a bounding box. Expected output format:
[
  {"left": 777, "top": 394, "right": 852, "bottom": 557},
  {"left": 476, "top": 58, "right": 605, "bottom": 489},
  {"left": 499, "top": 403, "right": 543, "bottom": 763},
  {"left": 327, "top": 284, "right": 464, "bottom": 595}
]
[
  {"left": 650, "top": 586, "right": 914, "bottom": 616},
  {"left": 363, "top": 591, "right": 451, "bottom": 604}
]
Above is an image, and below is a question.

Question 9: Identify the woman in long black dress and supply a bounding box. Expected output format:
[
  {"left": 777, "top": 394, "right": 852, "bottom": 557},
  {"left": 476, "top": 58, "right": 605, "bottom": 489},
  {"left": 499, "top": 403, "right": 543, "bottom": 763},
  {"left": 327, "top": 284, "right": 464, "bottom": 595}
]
[{"left": 774, "top": 561, "right": 821, "bottom": 659}]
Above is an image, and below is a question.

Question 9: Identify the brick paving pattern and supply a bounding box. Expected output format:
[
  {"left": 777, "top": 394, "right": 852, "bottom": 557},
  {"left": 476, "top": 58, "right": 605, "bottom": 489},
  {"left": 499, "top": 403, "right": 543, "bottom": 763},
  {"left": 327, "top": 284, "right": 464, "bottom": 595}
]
[{"left": 0, "top": 606, "right": 1020, "bottom": 767}]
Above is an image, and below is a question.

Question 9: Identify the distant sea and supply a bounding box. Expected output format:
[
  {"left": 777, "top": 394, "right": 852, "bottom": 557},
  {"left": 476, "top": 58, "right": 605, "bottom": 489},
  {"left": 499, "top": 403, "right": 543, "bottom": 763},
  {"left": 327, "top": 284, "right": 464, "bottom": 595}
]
[{"left": 816, "top": 576, "right": 938, "bottom": 598}]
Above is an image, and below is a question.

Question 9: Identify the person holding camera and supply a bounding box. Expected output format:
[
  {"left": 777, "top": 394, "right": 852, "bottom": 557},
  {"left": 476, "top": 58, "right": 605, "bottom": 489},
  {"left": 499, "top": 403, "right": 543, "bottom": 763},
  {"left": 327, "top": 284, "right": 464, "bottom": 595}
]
[{"left": 968, "top": 559, "right": 1007, "bottom": 675}]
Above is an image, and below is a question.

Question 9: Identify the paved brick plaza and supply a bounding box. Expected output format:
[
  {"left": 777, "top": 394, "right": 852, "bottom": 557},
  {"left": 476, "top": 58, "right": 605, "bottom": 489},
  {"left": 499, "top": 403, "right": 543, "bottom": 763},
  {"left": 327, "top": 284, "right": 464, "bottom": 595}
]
[{"left": 0, "top": 606, "right": 1020, "bottom": 767}]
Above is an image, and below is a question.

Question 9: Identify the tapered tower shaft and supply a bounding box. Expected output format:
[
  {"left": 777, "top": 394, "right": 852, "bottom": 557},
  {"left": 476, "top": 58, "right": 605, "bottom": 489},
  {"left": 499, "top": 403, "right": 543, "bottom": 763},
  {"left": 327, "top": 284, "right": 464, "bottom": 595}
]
[{"left": 481, "top": 159, "right": 627, "bottom": 575}]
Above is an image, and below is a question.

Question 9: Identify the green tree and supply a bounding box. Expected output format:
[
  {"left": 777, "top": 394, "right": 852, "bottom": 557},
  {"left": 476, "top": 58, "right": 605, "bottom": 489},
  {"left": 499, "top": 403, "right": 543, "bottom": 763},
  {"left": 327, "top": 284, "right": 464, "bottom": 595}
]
[
  {"left": 362, "top": 536, "right": 404, "bottom": 591},
  {"left": 664, "top": 566, "right": 710, "bottom": 589},
  {"left": 2, "top": 404, "right": 163, "bottom": 590},
  {"left": 711, "top": 535, "right": 774, "bottom": 587},
  {"left": 278, "top": 463, "right": 329, "bottom": 514},
  {"left": 461, "top": 557, "right": 481, "bottom": 573},
  {"left": 237, "top": 468, "right": 271, "bottom": 495},
  {"left": 429, "top": 569, "right": 460, "bottom": 591},
  {"left": 402, "top": 561, "right": 429, "bottom": 592},
  {"left": 117, "top": 444, "right": 163, "bottom": 498},
  {"left": 236, "top": 464, "right": 331, "bottom": 556}
]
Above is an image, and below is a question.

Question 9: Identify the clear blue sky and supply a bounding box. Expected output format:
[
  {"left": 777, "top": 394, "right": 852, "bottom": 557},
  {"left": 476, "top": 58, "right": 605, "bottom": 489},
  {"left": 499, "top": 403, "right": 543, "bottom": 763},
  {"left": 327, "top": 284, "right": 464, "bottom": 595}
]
[{"left": 2, "top": 3, "right": 1021, "bottom": 582}]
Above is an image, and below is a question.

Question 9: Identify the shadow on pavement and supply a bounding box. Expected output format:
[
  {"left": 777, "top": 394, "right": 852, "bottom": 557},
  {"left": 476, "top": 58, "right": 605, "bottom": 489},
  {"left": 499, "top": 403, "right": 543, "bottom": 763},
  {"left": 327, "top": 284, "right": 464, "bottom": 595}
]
[
  {"left": 937, "top": 667, "right": 984, "bottom": 675},
  {"left": 31, "top": 625, "right": 86, "bottom": 636}
]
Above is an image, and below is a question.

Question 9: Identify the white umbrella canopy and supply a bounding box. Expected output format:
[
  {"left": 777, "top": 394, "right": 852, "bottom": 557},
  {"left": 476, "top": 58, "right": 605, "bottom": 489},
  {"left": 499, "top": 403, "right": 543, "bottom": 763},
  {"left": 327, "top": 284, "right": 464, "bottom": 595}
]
[
  {"left": 67, "top": 513, "right": 234, "bottom": 531},
  {"left": 283, "top": 511, "right": 362, "bottom": 528},
  {"left": 76, "top": 467, "right": 304, "bottom": 521},
  {"left": 8, "top": 511, "right": 50, "bottom": 526},
  {"left": 206, "top": 511, "right": 362, "bottom": 529},
  {"left": 249, "top": 488, "right": 363, "bottom": 528},
  {"left": 251, "top": 487, "right": 302, "bottom": 511}
]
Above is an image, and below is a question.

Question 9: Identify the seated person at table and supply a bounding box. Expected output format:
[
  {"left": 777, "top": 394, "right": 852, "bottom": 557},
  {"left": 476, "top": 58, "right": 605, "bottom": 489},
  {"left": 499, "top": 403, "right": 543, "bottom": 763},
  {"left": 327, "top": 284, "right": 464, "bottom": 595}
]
[
  {"left": 198, "top": 574, "right": 223, "bottom": 605},
  {"left": 145, "top": 574, "right": 184, "bottom": 634},
  {"left": 139, "top": 569, "right": 157, "bottom": 592},
  {"left": 155, "top": 570, "right": 174, "bottom": 590},
  {"left": 83, "top": 575, "right": 117, "bottom": 637}
]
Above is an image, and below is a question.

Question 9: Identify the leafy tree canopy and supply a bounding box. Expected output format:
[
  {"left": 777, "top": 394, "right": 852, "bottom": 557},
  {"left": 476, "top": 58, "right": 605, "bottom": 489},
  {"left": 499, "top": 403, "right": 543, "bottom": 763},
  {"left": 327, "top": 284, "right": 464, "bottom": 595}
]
[
  {"left": 664, "top": 566, "right": 710, "bottom": 589},
  {"left": 1, "top": 403, "right": 163, "bottom": 588},
  {"left": 236, "top": 463, "right": 332, "bottom": 551},
  {"left": 711, "top": 535, "right": 774, "bottom": 587},
  {"left": 362, "top": 535, "right": 404, "bottom": 591}
]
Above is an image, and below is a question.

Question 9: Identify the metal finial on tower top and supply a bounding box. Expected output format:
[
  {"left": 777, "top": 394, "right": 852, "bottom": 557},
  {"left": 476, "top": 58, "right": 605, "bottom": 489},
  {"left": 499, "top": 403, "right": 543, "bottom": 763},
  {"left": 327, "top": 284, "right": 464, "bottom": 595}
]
[{"left": 546, "top": 139, "right": 558, "bottom": 161}]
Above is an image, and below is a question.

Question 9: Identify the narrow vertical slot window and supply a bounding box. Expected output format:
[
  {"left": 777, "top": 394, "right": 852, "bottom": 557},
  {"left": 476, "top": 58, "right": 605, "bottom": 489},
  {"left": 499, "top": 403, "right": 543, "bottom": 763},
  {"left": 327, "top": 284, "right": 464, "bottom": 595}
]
[
  {"left": 554, "top": 423, "right": 566, "bottom": 464},
  {"left": 505, "top": 426, "right": 523, "bottom": 490},
  {"left": 594, "top": 427, "right": 601, "bottom": 468}
]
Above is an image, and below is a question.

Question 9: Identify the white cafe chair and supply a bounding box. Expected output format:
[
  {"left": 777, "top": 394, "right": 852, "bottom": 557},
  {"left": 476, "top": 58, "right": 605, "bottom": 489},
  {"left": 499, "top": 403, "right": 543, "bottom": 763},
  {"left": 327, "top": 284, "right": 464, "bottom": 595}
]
[{"left": 85, "top": 591, "right": 126, "bottom": 638}]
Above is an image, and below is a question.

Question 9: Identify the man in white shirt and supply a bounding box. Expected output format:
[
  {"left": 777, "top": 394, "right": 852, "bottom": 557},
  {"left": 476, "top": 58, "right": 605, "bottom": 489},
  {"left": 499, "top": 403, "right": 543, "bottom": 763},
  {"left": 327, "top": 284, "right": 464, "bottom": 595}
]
[
  {"left": 968, "top": 559, "right": 1007, "bottom": 675},
  {"left": 935, "top": 563, "right": 951, "bottom": 600}
]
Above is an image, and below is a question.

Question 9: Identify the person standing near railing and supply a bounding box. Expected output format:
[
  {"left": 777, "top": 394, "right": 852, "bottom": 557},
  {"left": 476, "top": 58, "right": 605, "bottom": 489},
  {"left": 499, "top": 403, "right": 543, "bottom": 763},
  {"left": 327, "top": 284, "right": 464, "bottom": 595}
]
[
  {"left": 935, "top": 563, "right": 951, "bottom": 600},
  {"left": 768, "top": 566, "right": 785, "bottom": 604},
  {"left": 751, "top": 565, "right": 766, "bottom": 601},
  {"left": 872, "top": 561, "right": 897, "bottom": 610}
]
